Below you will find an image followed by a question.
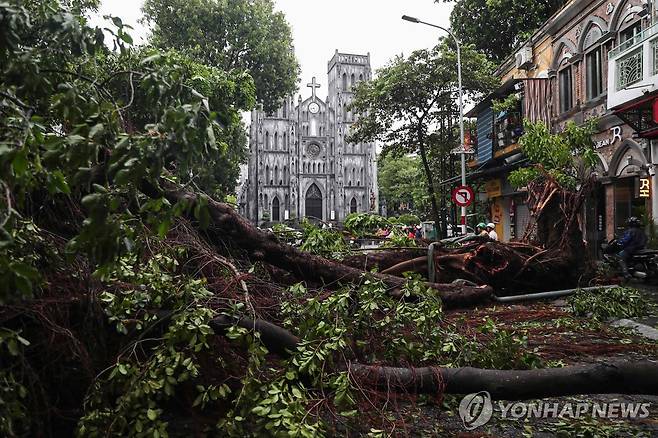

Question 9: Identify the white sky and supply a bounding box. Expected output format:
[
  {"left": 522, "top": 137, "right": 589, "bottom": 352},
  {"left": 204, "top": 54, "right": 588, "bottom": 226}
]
[{"left": 91, "top": 0, "right": 455, "bottom": 99}]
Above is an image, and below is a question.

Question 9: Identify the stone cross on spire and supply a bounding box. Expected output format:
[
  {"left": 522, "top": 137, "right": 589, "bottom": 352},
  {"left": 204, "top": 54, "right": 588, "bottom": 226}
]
[{"left": 307, "top": 77, "right": 320, "bottom": 101}]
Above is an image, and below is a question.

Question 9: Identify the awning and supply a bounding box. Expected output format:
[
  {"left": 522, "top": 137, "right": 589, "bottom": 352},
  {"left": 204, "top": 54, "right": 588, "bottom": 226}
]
[{"left": 613, "top": 93, "right": 658, "bottom": 138}]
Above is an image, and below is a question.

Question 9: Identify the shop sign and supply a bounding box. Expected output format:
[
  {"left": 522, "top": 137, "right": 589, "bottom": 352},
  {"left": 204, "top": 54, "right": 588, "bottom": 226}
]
[
  {"left": 639, "top": 178, "right": 651, "bottom": 198},
  {"left": 484, "top": 179, "right": 502, "bottom": 198},
  {"left": 594, "top": 126, "right": 623, "bottom": 150}
]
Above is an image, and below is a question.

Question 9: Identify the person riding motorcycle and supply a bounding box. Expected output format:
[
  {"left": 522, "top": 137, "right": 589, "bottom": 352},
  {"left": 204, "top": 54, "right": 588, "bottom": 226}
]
[
  {"left": 476, "top": 223, "right": 489, "bottom": 238},
  {"left": 617, "top": 216, "right": 648, "bottom": 279}
]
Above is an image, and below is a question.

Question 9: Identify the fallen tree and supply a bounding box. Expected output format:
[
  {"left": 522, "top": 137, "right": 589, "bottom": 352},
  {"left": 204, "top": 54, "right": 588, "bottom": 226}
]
[
  {"left": 351, "top": 361, "right": 658, "bottom": 400},
  {"left": 211, "top": 315, "right": 658, "bottom": 400},
  {"left": 2, "top": 5, "right": 647, "bottom": 437}
]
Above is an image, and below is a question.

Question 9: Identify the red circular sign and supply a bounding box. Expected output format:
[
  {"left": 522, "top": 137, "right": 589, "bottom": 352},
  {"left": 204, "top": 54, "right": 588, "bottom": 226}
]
[{"left": 452, "top": 185, "right": 475, "bottom": 207}]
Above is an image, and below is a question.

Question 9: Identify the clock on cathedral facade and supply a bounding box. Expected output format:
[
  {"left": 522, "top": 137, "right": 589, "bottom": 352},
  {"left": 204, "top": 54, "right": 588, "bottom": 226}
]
[{"left": 238, "top": 51, "right": 379, "bottom": 225}]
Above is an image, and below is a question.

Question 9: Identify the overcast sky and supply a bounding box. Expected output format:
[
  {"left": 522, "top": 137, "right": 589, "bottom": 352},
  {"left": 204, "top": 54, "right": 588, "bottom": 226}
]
[{"left": 91, "top": 0, "right": 454, "bottom": 99}]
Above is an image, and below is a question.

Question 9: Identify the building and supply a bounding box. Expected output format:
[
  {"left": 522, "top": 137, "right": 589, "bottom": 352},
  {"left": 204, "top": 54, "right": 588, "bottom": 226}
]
[
  {"left": 238, "top": 51, "right": 379, "bottom": 225},
  {"left": 467, "top": 0, "right": 657, "bottom": 254}
]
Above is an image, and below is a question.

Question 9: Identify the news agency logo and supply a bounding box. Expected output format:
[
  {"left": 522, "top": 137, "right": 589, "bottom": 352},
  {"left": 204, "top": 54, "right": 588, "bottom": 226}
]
[
  {"left": 459, "top": 391, "right": 493, "bottom": 430},
  {"left": 458, "top": 391, "right": 652, "bottom": 431}
]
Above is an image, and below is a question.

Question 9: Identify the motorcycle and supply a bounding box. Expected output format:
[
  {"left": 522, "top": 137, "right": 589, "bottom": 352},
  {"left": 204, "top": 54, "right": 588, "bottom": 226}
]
[{"left": 602, "top": 239, "right": 658, "bottom": 281}]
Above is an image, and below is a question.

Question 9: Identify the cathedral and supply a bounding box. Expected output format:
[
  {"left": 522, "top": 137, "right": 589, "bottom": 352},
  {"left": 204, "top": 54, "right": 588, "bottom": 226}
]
[{"left": 238, "top": 51, "right": 379, "bottom": 225}]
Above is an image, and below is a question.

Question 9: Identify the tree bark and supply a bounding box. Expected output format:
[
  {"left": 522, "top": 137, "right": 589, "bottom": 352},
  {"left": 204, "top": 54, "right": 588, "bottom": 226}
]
[
  {"left": 417, "top": 129, "right": 442, "bottom": 236},
  {"left": 350, "top": 362, "right": 658, "bottom": 400}
]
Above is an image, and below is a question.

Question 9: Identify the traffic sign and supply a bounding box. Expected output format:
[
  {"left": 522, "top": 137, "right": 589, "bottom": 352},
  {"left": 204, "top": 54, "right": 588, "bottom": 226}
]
[{"left": 452, "top": 185, "right": 474, "bottom": 207}]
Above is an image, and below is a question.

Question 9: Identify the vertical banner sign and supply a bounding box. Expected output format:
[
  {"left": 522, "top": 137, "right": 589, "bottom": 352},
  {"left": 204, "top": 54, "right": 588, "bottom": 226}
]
[{"left": 640, "top": 178, "right": 651, "bottom": 198}]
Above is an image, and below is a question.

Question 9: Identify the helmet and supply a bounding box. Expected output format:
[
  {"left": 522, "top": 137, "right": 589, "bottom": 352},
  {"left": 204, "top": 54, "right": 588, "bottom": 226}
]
[
  {"left": 477, "top": 222, "right": 486, "bottom": 229},
  {"left": 487, "top": 223, "right": 495, "bottom": 229},
  {"left": 628, "top": 217, "right": 641, "bottom": 227}
]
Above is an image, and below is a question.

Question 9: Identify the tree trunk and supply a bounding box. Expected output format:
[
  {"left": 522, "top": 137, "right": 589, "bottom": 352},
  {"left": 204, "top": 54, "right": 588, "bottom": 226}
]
[
  {"left": 351, "top": 361, "right": 658, "bottom": 400},
  {"left": 210, "top": 316, "right": 658, "bottom": 400},
  {"left": 341, "top": 249, "right": 429, "bottom": 272},
  {"left": 417, "top": 130, "right": 442, "bottom": 237},
  {"left": 154, "top": 181, "right": 493, "bottom": 308}
]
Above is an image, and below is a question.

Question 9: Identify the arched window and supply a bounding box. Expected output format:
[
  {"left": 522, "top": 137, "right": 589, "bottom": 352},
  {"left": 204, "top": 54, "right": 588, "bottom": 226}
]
[
  {"left": 266, "top": 165, "right": 271, "bottom": 185},
  {"left": 583, "top": 25, "right": 604, "bottom": 100},
  {"left": 283, "top": 133, "right": 287, "bottom": 150},
  {"left": 283, "top": 166, "right": 287, "bottom": 184},
  {"left": 265, "top": 131, "right": 270, "bottom": 150},
  {"left": 359, "top": 168, "right": 364, "bottom": 185},
  {"left": 274, "top": 165, "right": 279, "bottom": 185},
  {"left": 350, "top": 73, "right": 355, "bottom": 89},
  {"left": 264, "top": 194, "right": 269, "bottom": 211},
  {"left": 359, "top": 73, "right": 364, "bottom": 82},
  {"left": 322, "top": 163, "right": 325, "bottom": 173},
  {"left": 342, "top": 73, "right": 348, "bottom": 90},
  {"left": 272, "top": 197, "right": 280, "bottom": 222},
  {"left": 350, "top": 197, "right": 357, "bottom": 214},
  {"left": 274, "top": 132, "right": 278, "bottom": 150},
  {"left": 352, "top": 168, "right": 356, "bottom": 183},
  {"left": 282, "top": 104, "right": 287, "bottom": 118}
]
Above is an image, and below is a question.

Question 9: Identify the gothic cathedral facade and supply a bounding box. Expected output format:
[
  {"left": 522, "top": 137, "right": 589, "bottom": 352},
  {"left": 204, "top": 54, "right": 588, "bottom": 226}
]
[{"left": 239, "top": 51, "right": 379, "bottom": 225}]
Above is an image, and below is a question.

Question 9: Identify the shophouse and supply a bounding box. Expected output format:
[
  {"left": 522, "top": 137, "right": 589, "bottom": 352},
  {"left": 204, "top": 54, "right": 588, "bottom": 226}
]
[{"left": 467, "top": 0, "right": 655, "bottom": 254}]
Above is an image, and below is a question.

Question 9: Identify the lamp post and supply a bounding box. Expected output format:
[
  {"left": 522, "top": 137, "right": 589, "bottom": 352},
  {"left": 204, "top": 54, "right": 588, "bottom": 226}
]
[{"left": 402, "top": 15, "right": 469, "bottom": 235}]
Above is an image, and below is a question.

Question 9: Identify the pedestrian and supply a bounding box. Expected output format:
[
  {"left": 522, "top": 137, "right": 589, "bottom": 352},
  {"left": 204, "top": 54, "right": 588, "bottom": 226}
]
[
  {"left": 486, "top": 223, "right": 499, "bottom": 241},
  {"left": 415, "top": 225, "right": 423, "bottom": 240}
]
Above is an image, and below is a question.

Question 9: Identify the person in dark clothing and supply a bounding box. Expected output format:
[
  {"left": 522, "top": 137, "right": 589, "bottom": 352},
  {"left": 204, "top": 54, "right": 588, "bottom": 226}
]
[{"left": 617, "top": 216, "right": 648, "bottom": 278}]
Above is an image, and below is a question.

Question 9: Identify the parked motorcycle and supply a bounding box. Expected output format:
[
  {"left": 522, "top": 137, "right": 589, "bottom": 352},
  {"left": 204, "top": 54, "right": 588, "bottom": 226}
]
[{"left": 602, "top": 239, "right": 658, "bottom": 281}]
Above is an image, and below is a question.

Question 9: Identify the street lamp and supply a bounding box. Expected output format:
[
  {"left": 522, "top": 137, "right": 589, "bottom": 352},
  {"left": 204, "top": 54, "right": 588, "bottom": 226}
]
[{"left": 402, "top": 14, "right": 469, "bottom": 235}]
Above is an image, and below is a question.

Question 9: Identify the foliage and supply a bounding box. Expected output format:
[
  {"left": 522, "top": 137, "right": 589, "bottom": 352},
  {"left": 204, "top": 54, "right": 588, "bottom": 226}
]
[
  {"left": 380, "top": 228, "right": 418, "bottom": 249},
  {"left": 298, "top": 220, "right": 349, "bottom": 259},
  {"left": 508, "top": 120, "right": 598, "bottom": 189},
  {"left": 0, "top": 328, "right": 30, "bottom": 437},
  {"left": 0, "top": 1, "right": 293, "bottom": 434},
  {"left": 492, "top": 93, "right": 521, "bottom": 114},
  {"left": 378, "top": 155, "right": 428, "bottom": 218},
  {"left": 442, "top": 0, "right": 568, "bottom": 63},
  {"left": 349, "top": 40, "right": 496, "bottom": 228},
  {"left": 142, "top": 0, "right": 300, "bottom": 112},
  {"left": 390, "top": 213, "right": 421, "bottom": 226},
  {"left": 344, "top": 213, "right": 390, "bottom": 237},
  {"left": 79, "top": 250, "right": 216, "bottom": 436},
  {"left": 568, "top": 287, "right": 650, "bottom": 321}
]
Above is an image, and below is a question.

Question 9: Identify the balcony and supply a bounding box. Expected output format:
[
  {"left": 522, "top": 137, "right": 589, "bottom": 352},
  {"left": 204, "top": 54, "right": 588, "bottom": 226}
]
[{"left": 608, "top": 22, "right": 658, "bottom": 111}]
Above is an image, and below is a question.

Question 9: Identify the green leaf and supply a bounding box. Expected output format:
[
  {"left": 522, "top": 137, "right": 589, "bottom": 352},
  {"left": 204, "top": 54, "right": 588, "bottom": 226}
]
[
  {"left": 11, "top": 150, "right": 28, "bottom": 175},
  {"left": 11, "top": 262, "right": 39, "bottom": 280},
  {"left": 147, "top": 408, "right": 157, "bottom": 421}
]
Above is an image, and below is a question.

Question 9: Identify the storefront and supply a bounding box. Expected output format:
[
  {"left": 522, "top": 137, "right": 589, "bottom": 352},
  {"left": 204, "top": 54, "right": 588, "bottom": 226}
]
[
  {"left": 606, "top": 139, "right": 652, "bottom": 237},
  {"left": 484, "top": 176, "right": 530, "bottom": 242}
]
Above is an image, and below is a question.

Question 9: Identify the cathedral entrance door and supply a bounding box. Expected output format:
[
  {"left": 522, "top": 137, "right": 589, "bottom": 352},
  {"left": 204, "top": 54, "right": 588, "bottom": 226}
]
[{"left": 305, "top": 184, "right": 323, "bottom": 220}]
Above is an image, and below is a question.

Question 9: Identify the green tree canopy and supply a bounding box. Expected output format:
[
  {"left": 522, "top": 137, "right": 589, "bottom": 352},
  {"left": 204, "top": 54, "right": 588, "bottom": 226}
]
[
  {"left": 349, "top": 41, "right": 496, "bottom": 228},
  {"left": 142, "top": 0, "right": 300, "bottom": 112},
  {"left": 509, "top": 120, "right": 598, "bottom": 190},
  {"left": 378, "top": 155, "right": 428, "bottom": 217},
  {"left": 442, "top": 0, "right": 567, "bottom": 64}
]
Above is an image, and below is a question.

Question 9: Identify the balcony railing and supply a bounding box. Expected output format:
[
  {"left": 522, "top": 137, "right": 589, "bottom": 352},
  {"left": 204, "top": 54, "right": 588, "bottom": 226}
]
[
  {"left": 616, "top": 49, "right": 643, "bottom": 90},
  {"left": 609, "top": 22, "right": 658, "bottom": 59},
  {"left": 608, "top": 23, "right": 658, "bottom": 110}
]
